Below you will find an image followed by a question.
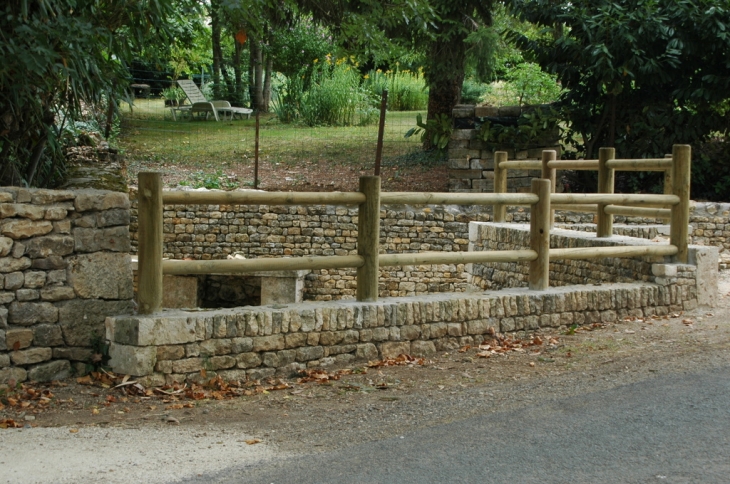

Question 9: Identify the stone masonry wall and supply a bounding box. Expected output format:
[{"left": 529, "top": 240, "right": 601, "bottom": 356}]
[
  {"left": 448, "top": 104, "right": 561, "bottom": 193},
  {"left": 0, "top": 188, "right": 133, "bottom": 383},
  {"left": 106, "top": 281, "right": 697, "bottom": 384},
  {"left": 128, "top": 189, "right": 728, "bottom": 303},
  {"left": 129, "top": 191, "right": 498, "bottom": 300},
  {"left": 468, "top": 222, "right": 716, "bottom": 310}
]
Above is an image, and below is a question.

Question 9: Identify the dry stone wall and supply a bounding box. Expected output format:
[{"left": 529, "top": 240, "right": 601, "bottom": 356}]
[
  {"left": 129, "top": 191, "right": 497, "bottom": 300},
  {"left": 448, "top": 104, "right": 561, "bottom": 193},
  {"left": 106, "top": 281, "right": 697, "bottom": 384},
  {"left": 0, "top": 188, "right": 133, "bottom": 383},
  {"left": 468, "top": 222, "right": 715, "bottom": 310}
]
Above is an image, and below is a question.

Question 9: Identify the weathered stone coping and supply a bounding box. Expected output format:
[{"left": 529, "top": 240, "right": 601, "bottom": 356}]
[{"left": 106, "top": 281, "right": 699, "bottom": 384}]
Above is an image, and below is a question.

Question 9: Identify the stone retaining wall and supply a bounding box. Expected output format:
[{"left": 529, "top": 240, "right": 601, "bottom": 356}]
[
  {"left": 0, "top": 188, "right": 133, "bottom": 383},
  {"left": 467, "top": 222, "right": 717, "bottom": 308},
  {"left": 106, "top": 280, "right": 698, "bottom": 385}
]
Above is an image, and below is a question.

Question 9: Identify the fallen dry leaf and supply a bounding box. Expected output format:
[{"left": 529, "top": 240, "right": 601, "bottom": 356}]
[{"left": 245, "top": 439, "right": 262, "bottom": 445}]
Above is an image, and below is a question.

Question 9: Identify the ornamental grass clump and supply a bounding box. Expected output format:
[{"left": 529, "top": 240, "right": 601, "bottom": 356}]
[
  {"left": 364, "top": 68, "right": 428, "bottom": 111},
  {"left": 299, "top": 57, "right": 376, "bottom": 126}
]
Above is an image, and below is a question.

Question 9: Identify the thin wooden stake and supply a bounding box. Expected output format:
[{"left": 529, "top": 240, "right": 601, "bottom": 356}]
[
  {"left": 137, "top": 172, "right": 163, "bottom": 314},
  {"left": 374, "top": 90, "right": 388, "bottom": 176},
  {"left": 493, "top": 151, "right": 508, "bottom": 222},
  {"left": 596, "top": 147, "right": 615, "bottom": 237},
  {"left": 529, "top": 178, "right": 551, "bottom": 290},
  {"left": 254, "top": 111, "right": 260, "bottom": 189},
  {"left": 356, "top": 176, "right": 381, "bottom": 302}
]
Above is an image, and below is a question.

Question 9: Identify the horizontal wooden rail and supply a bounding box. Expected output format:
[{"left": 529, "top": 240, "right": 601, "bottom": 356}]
[
  {"left": 549, "top": 245, "right": 678, "bottom": 260},
  {"left": 603, "top": 205, "right": 671, "bottom": 219},
  {"left": 551, "top": 193, "right": 680, "bottom": 206},
  {"left": 162, "top": 190, "right": 366, "bottom": 206},
  {"left": 604, "top": 158, "right": 672, "bottom": 171},
  {"left": 498, "top": 160, "right": 542, "bottom": 170},
  {"left": 378, "top": 250, "right": 537, "bottom": 267},
  {"left": 546, "top": 160, "right": 599, "bottom": 170},
  {"left": 553, "top": 204, "right": 598, "bottom": 213},
  {"left": 162, "top": 255, "right": 364, "bottom": 275},
  {"left": 380, "top": 192, "right": 539, "bottom": 206}
]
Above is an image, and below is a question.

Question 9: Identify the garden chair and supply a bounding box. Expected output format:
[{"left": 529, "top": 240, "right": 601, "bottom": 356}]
[{"left": 172, "top": 80, "right": 252, "bottom": 121}]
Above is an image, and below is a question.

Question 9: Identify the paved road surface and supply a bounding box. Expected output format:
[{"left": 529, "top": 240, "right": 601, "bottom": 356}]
[{"left": 181, "top": 365, "right": 730, "bottom": 484}]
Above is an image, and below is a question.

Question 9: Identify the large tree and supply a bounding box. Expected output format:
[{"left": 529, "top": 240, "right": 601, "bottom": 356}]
[{"left": 421, "top": 2, "right": 493, "bottom": 123}]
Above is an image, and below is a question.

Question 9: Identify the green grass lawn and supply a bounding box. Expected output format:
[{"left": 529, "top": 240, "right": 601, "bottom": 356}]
[{"left": 118, "top": 99, "right": 430, "bottom": 188}]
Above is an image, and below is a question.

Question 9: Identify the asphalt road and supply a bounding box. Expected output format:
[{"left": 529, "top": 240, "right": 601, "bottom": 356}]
[{"left": 181, "top": 365, "right": 730, "bottom": 484}]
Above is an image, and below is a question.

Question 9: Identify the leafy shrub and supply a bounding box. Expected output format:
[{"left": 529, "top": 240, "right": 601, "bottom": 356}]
[
  {"left": 404, "top": 113, "right": 453, "bottom": 150},
  {"left": 694, "top": 139, "right": 730, "bottom": 202},
  {"left": 477, "top": 105, "right": 561, "bottom": 150},
  {"left": 482, "top": 63, "right": 564, "bottom": 107},
  {"left": 461, "top": 79, "right": 488, "bottom": 105}
]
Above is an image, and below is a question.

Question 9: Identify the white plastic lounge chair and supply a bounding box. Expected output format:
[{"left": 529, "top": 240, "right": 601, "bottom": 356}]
[{"left": 171, "top": 80, "right": 252, "bottom": 121}]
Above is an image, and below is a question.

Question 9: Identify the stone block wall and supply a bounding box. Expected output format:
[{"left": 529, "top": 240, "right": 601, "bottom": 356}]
[
  {"left": 468, "top": 222, "right": 716, "bottom": 309},
  {"left": 106, "top": 280, "right": 697, "bottom": 384},
  {"left": 129, "top": 192, "right": 498, "bottom": 300},
  {"left": 0, "top": 188, "right": 133, "bottom": 383},
  {"left": 448, "top": 104, "right": 562, "bottom": 193}
]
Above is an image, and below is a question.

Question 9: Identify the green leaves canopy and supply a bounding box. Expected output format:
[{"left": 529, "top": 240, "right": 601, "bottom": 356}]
[
  {"left": 508, "top": 0, "right": 730, "bottom": 158},
  {"left": 0, "top": 0, "right": 183, "bottom": 186}
]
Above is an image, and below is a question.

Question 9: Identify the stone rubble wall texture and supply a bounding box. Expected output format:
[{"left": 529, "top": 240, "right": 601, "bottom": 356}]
[
  {"left": 106, "top": 281, "right": 696, "bottom": 384},
  {"left": 468, "top": 223, "right": 700, "bottom": 312},
  {"left": 0, "top": 188, "right": 133, "bottom": 384},
  {"left": 448, "top": 104, "right": 562, "bottom": 193}
]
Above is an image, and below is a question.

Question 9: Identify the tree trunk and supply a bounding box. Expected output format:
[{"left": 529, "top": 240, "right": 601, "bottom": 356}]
[
  {"left": 424, "top": 35, "right": 467, "bottom": 149},
  {"left": 263, "top": 56, "right": 273, "bottom": 113},
  {"left": 211, "top": 0, "right": 224, "bottom": 100},
  {"left": 233, "top": 33, "right": 244, "bottom": 106},
  {"left": 250, "top": 39, "right": 265, "bottom": 111}
]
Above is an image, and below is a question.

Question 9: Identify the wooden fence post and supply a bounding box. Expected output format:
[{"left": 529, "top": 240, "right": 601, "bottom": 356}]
[
  {"left": 596, "top": 147, "right": 615, "bottom": 237},
  {"left": 137, "top": 172, "right": 163, "bottom": 314},
  {"left": 356, "top": 176, "right": 381, "bottom": 302},
  {"left": 541, "top": 150, "right": 557, "bottom": 228},
  {"left": 493, "top": 151, "right": 508, "bottom": 222},
  {"left": 663, "top": 153, "right": 673, "bottom": 195},
  {"left": 670, "top": 144, "right": 691, "bottom": 263},
  {"left": 529, "top": 178, "right": 551, "bottom": 290}
]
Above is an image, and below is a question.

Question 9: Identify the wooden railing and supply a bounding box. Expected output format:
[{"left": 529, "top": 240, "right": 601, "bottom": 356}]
[
  {"left": 492, "top": 145, "right": 689, "bottom": 236},
  {"left": 136, "top": 146, "right": 690, "bottom": 313}
]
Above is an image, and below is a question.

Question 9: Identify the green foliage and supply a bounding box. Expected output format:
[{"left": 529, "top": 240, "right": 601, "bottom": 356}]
[
  {"left": 477, "top": 106, "right": 561, "bottom": 150},
  {"left": 501, "top": 63, "right": 564, "bottom": 106},
  {"left": 460, "top": 79, "right": 489, "bottom": 105},
  {"left": 363, "top": 69, "right": 428, "bottom": 111},
  {"left": 404, "top": 113, "right": 452, "bottom": 151},
  {"left": 268, "top": 16, "right": 333, "bottom": 78},
  {"left": 271, "top": 73, "right": 304, "bottom": 124},
  {"left": 178, "top": 170, "right": 242, "bottom": 190},
  {"left": 508, "top": 0, "right": 730, "bottom": 200},
  {"left": 0, "top": 0, "right": 183, "bottom": 187},
  {"left": 161, "top": 87, "right": 186, "bottom": 102},
  {"left": 694, "top": 140, "right": 730, "bottom": 202},
  {"left": 299, "top": 60, "right": 377, "bottom": 126}
]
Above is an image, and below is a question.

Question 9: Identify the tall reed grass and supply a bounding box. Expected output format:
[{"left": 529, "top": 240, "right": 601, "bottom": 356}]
[{"left": 363, "top": 69, "right": 428, "bottom": 111}]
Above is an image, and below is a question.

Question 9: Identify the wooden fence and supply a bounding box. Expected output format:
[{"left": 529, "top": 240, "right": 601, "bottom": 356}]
[
  {"left": 492, "top": 146, "right": 688, "bottom": 232},
  {"left": 136, "top": 144, "right": 690, "bottom": 314}
]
